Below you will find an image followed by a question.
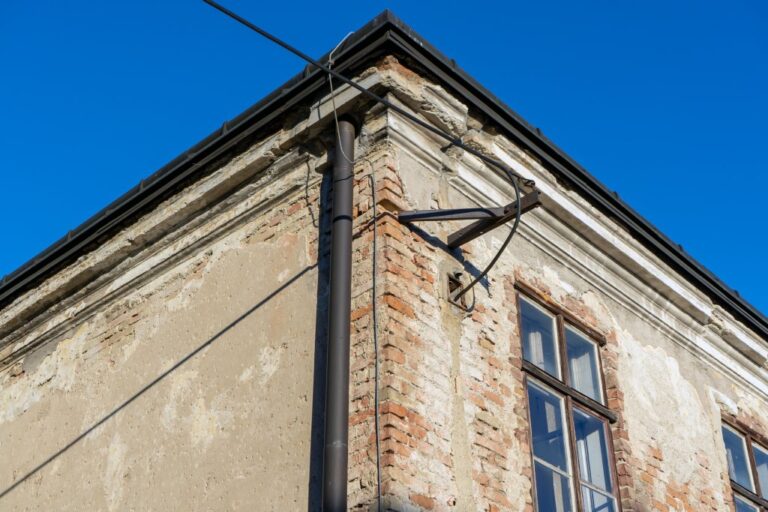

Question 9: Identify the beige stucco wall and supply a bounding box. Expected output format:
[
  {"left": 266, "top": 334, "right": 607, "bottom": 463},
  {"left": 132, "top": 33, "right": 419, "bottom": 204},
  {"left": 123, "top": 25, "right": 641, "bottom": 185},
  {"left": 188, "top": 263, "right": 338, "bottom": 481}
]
[
  {"left": 0, "top": 115, "right": 348, "bottom": 509},
  {"left": 1, "top": 231, "right": 317, "bottom": 510}
]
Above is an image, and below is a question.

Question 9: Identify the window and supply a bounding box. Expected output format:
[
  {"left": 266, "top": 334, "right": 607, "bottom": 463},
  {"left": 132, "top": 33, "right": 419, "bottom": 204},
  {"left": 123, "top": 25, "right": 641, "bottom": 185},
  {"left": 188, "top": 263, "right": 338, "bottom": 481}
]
[
  {"left": 722, "top": 422, "right": 768, "bottom": 511},
  {"left": 518, "top": 292, "right": 620, "bottom": 512}
]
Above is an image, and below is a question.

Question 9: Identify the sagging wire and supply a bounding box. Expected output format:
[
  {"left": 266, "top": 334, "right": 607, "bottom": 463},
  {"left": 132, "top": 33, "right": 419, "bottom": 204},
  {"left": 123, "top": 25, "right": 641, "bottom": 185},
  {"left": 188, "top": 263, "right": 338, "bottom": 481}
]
[
  {"left": 324, "top": 25, "right": 522, "bottom": 307},
  {"left": 203, "top": 1, "right": 527, "bottom": 501},
  {"left": 450, "top": 175, "right": 521, "bottom": 303},
  {"left": 328, "top": 32, "right": 355, "bottom": 166},
  {"left": 366, "top": 158, "right": 382, "bottom": 512},
  {"left": 328, "top": 39, "right": 383, "bottom": 512},
  {"left": 201, "top": 0, "right": 535, "bottom": 189}
]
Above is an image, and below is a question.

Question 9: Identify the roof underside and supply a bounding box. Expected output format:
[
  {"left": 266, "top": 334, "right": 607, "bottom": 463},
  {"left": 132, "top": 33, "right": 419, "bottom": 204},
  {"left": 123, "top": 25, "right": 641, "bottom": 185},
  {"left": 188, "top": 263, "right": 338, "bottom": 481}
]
[{"left": 2, "top": 10, "right": 766, "bottom": 340}]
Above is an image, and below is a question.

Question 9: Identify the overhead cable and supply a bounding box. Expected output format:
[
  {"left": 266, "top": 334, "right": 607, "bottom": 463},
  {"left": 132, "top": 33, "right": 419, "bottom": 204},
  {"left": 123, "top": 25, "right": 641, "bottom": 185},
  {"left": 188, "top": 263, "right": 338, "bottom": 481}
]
[{"left": 202, "top": 0, "right": 535, "bottom": 189}]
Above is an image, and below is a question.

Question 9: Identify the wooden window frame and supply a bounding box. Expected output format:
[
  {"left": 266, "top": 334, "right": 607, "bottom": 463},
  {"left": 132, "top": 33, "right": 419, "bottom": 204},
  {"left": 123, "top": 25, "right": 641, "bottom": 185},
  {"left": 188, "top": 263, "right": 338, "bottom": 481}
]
[
  {"left": 722, "top": 418, "right": 768, "bottom": 511},
  {"left": 517, "top": 288, "right": 622, "bottom": 512}
]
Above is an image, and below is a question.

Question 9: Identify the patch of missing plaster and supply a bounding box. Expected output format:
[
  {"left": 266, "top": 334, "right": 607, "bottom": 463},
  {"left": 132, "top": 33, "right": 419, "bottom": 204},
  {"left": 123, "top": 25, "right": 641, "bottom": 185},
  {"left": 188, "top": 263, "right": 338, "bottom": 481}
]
[
  {"left": 258, "top": 344, "right": 286, "bottom": 385},
  {"left": 733, "top": 391, "right": 768, "bottom": 432},
  {"left": 160, "top": 369, "right": 232, "bottom": 450},
  {"left": 579, "top": 290, "right": 616, "bottom": 333},
  {"left": 239, "top": 365, "right": 255, "bottom": 383},
  {"left": 165, "top": 258, "right": 211, "bottom": 313},
  {"left": 620, "top": 331, "right": 709, "bottom": 480},
  {"left": 140, "top": 231, "right": 249, "bottom": 313},
  {"left": 103, "top": 432, "right": 127, "bottom": 511},
  {"left": 0, "top": 323, "right": 90, "bottom": 424},
  {"left": 709, "top": 388, "right": 738, "bottom": 416},
  {"left": 48, "top": 458, "right": 62, "bottom": 477},
  {"left": 165, "top": 287, "right": 197, "bottom": 313},
  {"left": 542, "top": 265, "right": 575, "bottom": 296},
  {"left": 276, "top": 268, "right": 291, "bottom": 283},
  {"left": 515, "top": 266, "right": 611, "bottom": 334},
  {"left": 119, "top": 333, "right": 141, "bottom": 364},
  {"left": 188, "top": 396, "right": 233, "bottom": 450},
  {"left": 161, "top": 369, "right": 198, "bottom": 431}
]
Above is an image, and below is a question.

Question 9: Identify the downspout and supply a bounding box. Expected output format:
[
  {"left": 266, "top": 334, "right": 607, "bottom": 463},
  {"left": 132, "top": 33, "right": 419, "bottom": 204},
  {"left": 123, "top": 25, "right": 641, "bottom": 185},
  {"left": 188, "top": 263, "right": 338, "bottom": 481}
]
[{"left": 323, "top": 117, "right": 356, "bottom": 512}]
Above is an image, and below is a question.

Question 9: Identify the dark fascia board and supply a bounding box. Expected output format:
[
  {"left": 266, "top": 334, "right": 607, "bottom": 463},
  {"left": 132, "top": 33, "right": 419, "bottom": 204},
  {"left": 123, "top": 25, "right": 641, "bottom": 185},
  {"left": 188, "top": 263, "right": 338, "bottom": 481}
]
[{"left": 1, "top": 10, "right": 766, "bottom": 342}]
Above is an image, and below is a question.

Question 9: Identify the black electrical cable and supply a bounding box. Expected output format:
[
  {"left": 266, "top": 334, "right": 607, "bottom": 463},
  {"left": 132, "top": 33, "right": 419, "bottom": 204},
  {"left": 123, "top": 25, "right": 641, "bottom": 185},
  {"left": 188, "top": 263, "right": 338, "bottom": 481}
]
[
  {"left": 368, "top": 164, "right": 382, "bottom": 512},
  {"left": 202, "top": 7, "right": 523, "bottom": 500},
  {"left": 202, "top": 0, "right": 535, "bottom": 190},
  {"left": 202, "top": 0, "right": 532, "bottom": 305},
  {"left": 451, "top": 175, "right": 521, "bottom": 302}
]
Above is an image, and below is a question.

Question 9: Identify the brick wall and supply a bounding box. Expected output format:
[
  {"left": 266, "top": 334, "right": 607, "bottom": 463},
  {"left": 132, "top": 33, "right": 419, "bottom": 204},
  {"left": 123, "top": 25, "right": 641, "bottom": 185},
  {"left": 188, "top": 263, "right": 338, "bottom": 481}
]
[{"left": 352, "top": 61, "right": 768, "bottom": 510}]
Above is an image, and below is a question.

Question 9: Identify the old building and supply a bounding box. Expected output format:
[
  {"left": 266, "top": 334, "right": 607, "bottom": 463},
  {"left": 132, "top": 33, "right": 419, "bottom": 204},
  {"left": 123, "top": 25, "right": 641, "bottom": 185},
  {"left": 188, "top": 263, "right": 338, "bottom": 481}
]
[{"left": 1, "top": 10, "right": 766, "bottom": 512}]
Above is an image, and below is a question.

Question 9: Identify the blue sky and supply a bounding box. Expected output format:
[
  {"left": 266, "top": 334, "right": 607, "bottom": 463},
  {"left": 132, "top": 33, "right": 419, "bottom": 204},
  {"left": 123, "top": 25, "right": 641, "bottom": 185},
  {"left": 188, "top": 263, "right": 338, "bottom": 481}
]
[{"left": 1, "top": 1, "right": 766, "bottom": 316}]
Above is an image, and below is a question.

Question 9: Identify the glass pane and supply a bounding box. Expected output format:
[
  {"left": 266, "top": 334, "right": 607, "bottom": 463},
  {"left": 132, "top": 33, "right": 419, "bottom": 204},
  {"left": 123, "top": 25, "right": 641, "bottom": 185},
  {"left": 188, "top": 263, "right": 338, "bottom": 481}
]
[
  {"left": 722, "top": 426, "right": 755, "bottom": 491},
  {"left": 535, "top": 461, "right": 573, "bottom": 512},
  {"left": 734, "top": 495, "right": 759, "bottom": 512},
  {"left": 581, "top": 486, "right": 616, "bottom": 512},
  {"left": 753, "top": 442, "right": 768, "bottom": 499},
  {"left": 574, "top": 409, "right": 613, "bottom": 493},
  {"left": 565, "top": 327, "right": 602, "bottom": 402},
  {"left": 528, "top": 382, "right": 570, "bottom": 471},
  {"left": 520, "top": 298, "right": 560, "bottom": 378}
]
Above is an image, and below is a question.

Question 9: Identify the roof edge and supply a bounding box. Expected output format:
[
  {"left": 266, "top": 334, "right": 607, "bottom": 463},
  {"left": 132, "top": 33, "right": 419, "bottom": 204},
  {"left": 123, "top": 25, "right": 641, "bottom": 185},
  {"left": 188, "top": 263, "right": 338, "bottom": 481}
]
[{"left": 1, "top": 10, "right": 766, "bottom": 342}]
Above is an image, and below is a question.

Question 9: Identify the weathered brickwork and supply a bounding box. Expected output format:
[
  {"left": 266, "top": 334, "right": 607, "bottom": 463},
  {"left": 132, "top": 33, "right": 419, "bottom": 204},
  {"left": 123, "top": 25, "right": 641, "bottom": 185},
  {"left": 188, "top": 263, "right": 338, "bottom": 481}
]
[
  {"left": 1, "top": 47, "right": 766, "bottom": 512},
  {"left": 352, "top": 55, "right": 768, "bottom": 511}
]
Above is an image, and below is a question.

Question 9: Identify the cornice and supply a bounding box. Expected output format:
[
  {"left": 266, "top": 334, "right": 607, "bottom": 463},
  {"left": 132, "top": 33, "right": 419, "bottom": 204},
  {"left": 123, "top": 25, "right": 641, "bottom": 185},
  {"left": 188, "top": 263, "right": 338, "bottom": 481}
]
[{"left": 386, "top": 95, "right": 768, "bottom": 396}]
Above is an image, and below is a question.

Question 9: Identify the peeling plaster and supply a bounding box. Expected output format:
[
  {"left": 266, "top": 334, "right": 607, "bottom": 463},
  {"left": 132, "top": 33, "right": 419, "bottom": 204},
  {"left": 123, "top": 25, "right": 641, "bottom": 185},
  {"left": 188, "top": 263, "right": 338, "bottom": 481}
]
[
  {"left": 161, "top": 369, "right": 198, "bottom": 432},
  {"left": 0, "top": 323, "right": 89, "bottom": 424},
  {"left": 257, "top": 344, "right": 286, "bottom": 385},
  {"left": 188, "top": 396, "right": 233, "bottom": 450},
  {"left": 620, "top": 332, "right": 710, "bottom": 480},
  {"left": 103, "top": 432, "right": 127, "bottom": 511}
]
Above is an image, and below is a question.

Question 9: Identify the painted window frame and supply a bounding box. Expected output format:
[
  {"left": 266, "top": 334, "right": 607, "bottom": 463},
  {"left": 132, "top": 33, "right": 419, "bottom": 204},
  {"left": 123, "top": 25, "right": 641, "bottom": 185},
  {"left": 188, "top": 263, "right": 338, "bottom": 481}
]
[
  {"left": 722, "top": 418, "right": 768, "bottom": 511},
  {"left": 517, "top": 286, "right": 622, "bottom": 512}
]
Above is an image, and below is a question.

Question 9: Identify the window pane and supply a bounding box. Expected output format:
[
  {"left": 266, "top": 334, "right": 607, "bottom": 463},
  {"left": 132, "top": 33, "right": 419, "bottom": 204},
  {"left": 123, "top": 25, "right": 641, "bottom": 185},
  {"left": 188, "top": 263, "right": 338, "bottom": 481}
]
[
  {"left": 753, "top": 442, "right": 768, "bottom": 499},
  {"left": 581, "top": 486, "right": 616, "bottom": 512},
  {"left": 734, "top": 495, "right": 759, "bottom": 512},
  {"left": 528, "top": 382, "right": 570, "bottom": 471},
  {"left": 722, "top": 426, "right": 754, "bottom": 491},
  {"left": 520, "top": 298, "right": 560, "bottom": 378},
  {"left": 565, "top": 327, "right": 602, "bottom": 402},
  {"left": 574, "top": 409, "right": 613, "bottom": 493},
  {"left": 535, "top": 461, "right": 574, "bottom": 512}
]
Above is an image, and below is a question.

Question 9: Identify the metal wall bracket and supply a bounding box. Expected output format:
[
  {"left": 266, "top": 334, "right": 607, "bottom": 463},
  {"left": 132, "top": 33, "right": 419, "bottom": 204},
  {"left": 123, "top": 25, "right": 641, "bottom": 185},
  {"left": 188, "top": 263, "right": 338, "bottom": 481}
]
[
  {"left": 446, "top": 271, "right": 471, "bottom": 311},
  {"left": 398, "top": 190, "right": 541, "bottom": 248}
]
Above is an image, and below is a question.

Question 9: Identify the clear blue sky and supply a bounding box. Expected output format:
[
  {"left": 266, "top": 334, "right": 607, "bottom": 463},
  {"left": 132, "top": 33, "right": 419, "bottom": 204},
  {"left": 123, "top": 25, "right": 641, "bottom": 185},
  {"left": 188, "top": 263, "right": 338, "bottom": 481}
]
[{"left": 1, "top": 1, "right": 766, "bottom": 316}]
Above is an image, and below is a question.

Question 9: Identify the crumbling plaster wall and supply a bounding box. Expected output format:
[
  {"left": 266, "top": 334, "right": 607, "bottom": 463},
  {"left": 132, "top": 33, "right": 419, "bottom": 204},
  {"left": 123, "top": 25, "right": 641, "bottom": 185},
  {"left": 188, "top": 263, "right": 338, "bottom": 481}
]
[
  {"left": 0, "top": 157, "right": 325, "bottom": 510},
  {"left": 368, "top": 56, "right": 768, "bottom": 511},
  {"left": 1, "top": 53, "right": 766, "bottom": 512},
  {"left": 0, "top": 70, "right": 395, "bottom": 509}
]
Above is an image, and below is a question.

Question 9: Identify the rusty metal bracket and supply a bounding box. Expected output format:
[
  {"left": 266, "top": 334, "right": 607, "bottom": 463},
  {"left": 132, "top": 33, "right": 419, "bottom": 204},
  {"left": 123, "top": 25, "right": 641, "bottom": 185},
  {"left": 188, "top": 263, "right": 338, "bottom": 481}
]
[{"left": 398, "top": 190, "right": 541, "bottom": 248}]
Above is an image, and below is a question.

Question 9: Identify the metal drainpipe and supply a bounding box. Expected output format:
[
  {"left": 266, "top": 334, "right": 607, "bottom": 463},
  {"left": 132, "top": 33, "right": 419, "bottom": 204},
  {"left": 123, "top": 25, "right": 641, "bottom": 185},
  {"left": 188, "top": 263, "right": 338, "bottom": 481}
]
[{"left": 323, "top": 117, "right": 356, "bottom": 512}]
